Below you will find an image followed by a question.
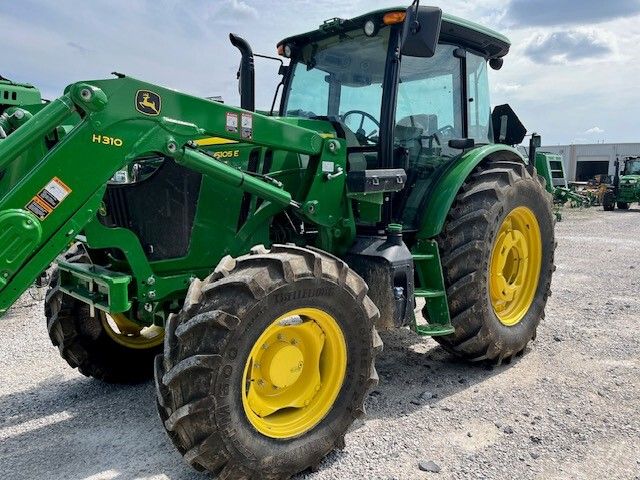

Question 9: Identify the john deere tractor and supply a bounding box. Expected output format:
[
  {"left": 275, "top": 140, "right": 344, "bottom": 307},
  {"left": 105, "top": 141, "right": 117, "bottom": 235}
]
[
  {"left": 0, "top": 75, "right": 44, "bottom": 136},
  {"left": 0, "top": 4, "right": 555, "bottom": 478},
  {"left": 603, "top": 156, "right": 640, "bottom": 211}
]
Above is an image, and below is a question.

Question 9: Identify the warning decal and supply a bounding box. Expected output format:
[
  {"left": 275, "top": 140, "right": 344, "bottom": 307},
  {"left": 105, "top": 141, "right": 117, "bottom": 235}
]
[
  {"left": 226, "top": 112, "right": 238, "bottom": 133},
  {"left": 26, "top": 197, "right": 52, "bottom": 220},
  {"left": 38, "top": 177, "right": 71, "bottom": 209},
  {"left": 241, "top": 112, "right": 253, "bottom": 140},
  {"left": 25, "top": 177, "right": 72, "bottom": 221}
]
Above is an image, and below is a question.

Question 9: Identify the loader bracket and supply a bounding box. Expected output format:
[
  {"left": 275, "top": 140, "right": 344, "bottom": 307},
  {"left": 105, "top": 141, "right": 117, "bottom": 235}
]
[{"left": 58, "top": 261, "right": 132, "bottom": 314}]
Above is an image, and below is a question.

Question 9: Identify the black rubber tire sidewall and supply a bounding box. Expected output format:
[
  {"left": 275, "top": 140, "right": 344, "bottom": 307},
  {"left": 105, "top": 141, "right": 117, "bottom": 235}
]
[
  {"left": 214, "top": 277, "right": 372, "bottom": 474},
  {"left": 480, "top": 174, "right": 555, "bottom": 352}
]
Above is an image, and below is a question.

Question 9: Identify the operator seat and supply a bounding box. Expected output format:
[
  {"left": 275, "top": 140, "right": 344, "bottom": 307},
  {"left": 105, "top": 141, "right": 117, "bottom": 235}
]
[{"left": 396, "top": 114, "right": 438, "bottom": 165}]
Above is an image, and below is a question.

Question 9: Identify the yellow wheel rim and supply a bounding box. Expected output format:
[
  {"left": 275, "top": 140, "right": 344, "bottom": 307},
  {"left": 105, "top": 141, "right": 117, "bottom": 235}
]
[
  {"left": 101, "top": 312, "right": 164, "bottom": 350},
  {"left": 242, "top": 307, "right": 347, "bottom": 439},
  {"left": 489, "top": 206, "right": 542, "bottom": 326}
]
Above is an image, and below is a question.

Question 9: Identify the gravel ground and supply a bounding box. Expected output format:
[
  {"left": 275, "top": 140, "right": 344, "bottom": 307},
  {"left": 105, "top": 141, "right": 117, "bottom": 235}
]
[{"left": 0, "top": 207, "right": 638, "bottom": 480}]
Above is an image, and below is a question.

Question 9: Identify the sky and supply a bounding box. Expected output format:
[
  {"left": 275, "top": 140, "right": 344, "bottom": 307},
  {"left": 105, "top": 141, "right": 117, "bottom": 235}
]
[{"left": 1, "top": 0, "right": 639, "bottom": 145}]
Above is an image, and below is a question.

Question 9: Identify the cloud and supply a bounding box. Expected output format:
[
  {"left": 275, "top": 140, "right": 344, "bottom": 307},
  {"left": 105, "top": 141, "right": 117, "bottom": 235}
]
[
  {"left": 493, "top": 82, "right": 522, "bottom": 93},
  {"left": 585, "top": 127, "right": 605, "bottom": 134},
  {"left": 507, "top": 0, "right": 640, "bottom": 26},
  {"left": 524, "top": 29, "right": 614, "bottom": 64},
  {"left": 211, "top": 0, "right": 258, "bottom": 23}
]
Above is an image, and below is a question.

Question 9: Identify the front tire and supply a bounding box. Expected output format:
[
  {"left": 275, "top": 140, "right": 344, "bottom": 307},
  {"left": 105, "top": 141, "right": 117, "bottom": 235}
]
[
  {"left": 155, "top": 245, "right": 381, "bottom": 479},
  {"left": 44, "top": 250, "right": 163, "bottom": 383},
  {"left": 432, "top": 157, "right": 555, "bottom": 363},
  {"left": 617, "top": 201, "right": 629, "bottom": 210}
]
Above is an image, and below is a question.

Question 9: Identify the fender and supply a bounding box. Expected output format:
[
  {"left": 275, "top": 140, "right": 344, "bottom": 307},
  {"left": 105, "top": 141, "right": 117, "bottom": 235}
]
[{"left": 416, "top": 144, "right": 525, "bottom": 239}]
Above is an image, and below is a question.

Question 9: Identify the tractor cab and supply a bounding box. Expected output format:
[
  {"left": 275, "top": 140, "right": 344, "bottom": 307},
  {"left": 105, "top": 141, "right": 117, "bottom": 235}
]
[
  {"left": 622, "top": 156, "right": 640, "bottom": 177},
  {"left": 276, "top": 7, "right": 511, "bottom": 228},
  {"left": 618, "top": 156, "right": 640, "bottom": 207}
]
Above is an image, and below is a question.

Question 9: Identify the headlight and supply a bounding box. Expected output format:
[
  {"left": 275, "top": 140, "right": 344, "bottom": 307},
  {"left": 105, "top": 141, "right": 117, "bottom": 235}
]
[
  {"left": 624, "top": 179, "right": 637, "bottom": 184},
  {"left": 364, "top": 20, "right": 378, "bottom": 37}
]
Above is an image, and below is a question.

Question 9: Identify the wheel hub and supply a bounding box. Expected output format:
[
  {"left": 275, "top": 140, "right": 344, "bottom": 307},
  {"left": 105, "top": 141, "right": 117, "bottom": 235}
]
[
  {"left": 267, "top": 345, "right": 304, "bottom": 388},
  {"left": 242, "top": 308, "right": 346, "bottom": 439},
  {"left": 489, "top": 207, "right": 542, "bottom": 326}
]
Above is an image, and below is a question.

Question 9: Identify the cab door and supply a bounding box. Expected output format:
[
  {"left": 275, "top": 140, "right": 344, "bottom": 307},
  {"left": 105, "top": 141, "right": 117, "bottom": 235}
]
[{"left": 391, "top": 44, "right": 464, "bottom": 227}]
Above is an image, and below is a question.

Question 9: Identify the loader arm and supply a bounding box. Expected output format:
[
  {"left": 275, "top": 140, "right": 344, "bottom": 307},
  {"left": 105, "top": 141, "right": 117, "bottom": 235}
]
[{"left": 0, "top": 76, "right": 350, "bottom": 315}]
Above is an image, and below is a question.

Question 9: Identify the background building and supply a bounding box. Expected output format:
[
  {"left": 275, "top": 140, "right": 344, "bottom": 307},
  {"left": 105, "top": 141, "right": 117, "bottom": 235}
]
[{"left": 540, "top": 143, "right": 640, "bottom": 182}]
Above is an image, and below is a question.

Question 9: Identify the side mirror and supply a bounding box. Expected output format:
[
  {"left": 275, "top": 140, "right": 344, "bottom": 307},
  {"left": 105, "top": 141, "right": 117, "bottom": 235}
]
[
  {"left": 400, "top": 5, "right": 442, "bottom": 58},
  {"left": 491, "top": 104, "right": 527, "bottom": 146}
]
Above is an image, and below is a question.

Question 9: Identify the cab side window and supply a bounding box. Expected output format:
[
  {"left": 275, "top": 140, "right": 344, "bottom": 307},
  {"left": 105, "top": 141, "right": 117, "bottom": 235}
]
[
  {"left": 466, "top": 53, "right": 493, "bottom": 144},
  {"left": 395, "top": 44, "right": 463, "bottom": 163}
]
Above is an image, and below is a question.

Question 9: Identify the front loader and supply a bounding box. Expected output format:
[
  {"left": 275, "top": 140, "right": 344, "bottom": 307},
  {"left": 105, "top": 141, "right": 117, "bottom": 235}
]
[{"left": 0, "top": 5, "right": 555, "bottom": 479}]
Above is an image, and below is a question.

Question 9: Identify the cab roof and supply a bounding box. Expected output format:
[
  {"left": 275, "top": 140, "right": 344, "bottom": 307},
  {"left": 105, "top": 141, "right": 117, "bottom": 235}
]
[{"left": 277, "top": 7, "right": 511, "bottom": 59}]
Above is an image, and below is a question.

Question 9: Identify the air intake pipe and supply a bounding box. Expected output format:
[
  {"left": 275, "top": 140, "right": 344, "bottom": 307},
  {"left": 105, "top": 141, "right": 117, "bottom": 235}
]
[{"left": 229, "top": 33, "right": 255, "bottom": 112}]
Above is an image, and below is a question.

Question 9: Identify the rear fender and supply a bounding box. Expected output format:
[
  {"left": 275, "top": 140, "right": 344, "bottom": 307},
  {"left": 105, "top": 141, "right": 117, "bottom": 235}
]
[{"left": 416, "top": 144, "right": 525, "bottom": 239}]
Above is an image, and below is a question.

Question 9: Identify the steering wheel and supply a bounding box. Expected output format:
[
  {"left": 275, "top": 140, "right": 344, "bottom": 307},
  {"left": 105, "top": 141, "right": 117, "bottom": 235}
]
[
  {"left": 342, "top": 110, "right": 381, "bottom": 144},
  {"left": 430, "top": 125, "right": 456, "bottom": 147},
  {"left": 435, "top": 125, "right": 456, "bottom": 138}
]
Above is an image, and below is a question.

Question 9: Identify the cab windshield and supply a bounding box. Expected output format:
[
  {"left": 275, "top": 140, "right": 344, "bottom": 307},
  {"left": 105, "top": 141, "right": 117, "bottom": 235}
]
[
  {"left": 624, "top": 159, "right": 640, "bottom": 175},
  {"left": 284, "top": 28, "right": 390, "bottom": 146}
]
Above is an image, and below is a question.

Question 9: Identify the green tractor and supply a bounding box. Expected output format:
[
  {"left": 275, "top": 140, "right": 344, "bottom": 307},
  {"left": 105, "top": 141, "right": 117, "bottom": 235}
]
[
  {"left": 0, "top": 5, "right": 555, "bottom": 478},
  {"left": 603, "top": 156, "right": 640, "bottom": 210},
  {"left": 0, "top": 75, "right": 43, "bottom": 136}
]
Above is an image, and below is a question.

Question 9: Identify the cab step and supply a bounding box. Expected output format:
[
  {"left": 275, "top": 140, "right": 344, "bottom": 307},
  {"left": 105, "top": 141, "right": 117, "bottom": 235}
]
[
  {"left": 415, "top": 323, "right": 455, "bottom": 336},
  {"left": 415, "top": 288, "right": 445, "bottom": 298}
]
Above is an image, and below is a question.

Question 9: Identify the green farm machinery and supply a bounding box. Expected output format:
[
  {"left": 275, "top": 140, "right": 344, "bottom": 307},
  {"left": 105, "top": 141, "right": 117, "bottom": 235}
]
[
  {"left": 603, "top": 156, "right": 640, "bottom": 210},
  {"left": 0, "top": 75, "right": 44, "bottom": 137},
  {"left": 535, "top": 149, "right": 591, "bottom": 209},
  {"left": 0, "top": 5, "right": 555, "bottom": 478}
]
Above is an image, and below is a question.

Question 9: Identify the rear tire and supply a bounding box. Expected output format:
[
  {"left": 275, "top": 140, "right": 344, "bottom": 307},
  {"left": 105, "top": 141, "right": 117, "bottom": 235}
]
[
  {"left": 617, "top": 201, "right": 629, "bottom": 210},
  {"left": 44, "top": 249, "right": 162, "bottom": 383},
  {"left": 155, "top": 245, "right": 381, "bottom": 479},
  {"left": 431, "top": 157, "right": 555, "bottom": 363}
]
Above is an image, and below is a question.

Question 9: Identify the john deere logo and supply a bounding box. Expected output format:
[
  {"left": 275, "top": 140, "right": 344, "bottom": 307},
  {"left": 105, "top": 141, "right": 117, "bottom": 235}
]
[{"left": 135, "top": 90, "right": 161, "bottom": 116}]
